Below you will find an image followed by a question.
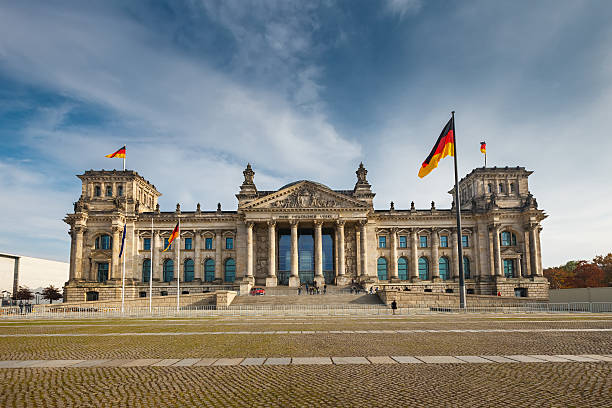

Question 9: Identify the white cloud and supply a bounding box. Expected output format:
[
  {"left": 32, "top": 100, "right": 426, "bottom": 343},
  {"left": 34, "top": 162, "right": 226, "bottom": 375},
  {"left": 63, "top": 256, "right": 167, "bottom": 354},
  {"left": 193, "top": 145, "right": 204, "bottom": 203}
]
[{"left": 384, "top": 0, "right": 422, "bottom": 19}]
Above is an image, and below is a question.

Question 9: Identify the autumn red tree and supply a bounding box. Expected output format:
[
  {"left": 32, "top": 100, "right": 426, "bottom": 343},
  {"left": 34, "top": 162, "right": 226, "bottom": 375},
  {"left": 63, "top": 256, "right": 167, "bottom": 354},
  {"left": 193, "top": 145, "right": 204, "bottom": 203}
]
[
  {"left": 572, "top": 261, "right": 606, "bottom": 288},
  {"left": 592, "top": 253, "right": 612, "bottom": 286}
]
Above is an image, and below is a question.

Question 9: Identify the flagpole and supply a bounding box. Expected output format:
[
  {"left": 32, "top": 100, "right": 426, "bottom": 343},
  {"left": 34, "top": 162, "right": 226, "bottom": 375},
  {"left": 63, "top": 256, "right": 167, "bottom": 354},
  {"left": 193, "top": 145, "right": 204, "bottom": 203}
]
[
  {"left": 176, "top": 219, "right": 180, "bottom": 312},
  {"left": 123, "top": 144, "right": 126, "bottom": 171},
  {"left": 452, "top": 111, "right": 467, "bottom": 309},
  {"left": 121, "top": 228, "right": 126, "bottom": 314},
  {"left": 149, "top": 217, "right": 153, "bottom": 314}
]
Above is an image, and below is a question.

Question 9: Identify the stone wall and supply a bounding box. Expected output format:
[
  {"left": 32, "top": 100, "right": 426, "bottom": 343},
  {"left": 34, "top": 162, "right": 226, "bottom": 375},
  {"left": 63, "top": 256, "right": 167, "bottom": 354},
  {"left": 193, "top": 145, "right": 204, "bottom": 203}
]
[
  {"left": 379, "top": 289, "right": 548, "bottom": 308},
  {"left": 42, "top": 292, "right": 218, "bottom": 310}
]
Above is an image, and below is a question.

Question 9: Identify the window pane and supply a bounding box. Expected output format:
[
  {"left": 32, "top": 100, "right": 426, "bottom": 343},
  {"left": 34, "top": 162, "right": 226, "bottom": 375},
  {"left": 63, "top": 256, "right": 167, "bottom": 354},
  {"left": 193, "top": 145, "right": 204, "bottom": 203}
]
[
  {"left": 106, "top": 186, "right": 112, "bottom": 197},
  {"left": 142, "top": 259, "right": 151, "bottom": 282},
  {"left": 440, "top": 236, "right": 448, "bottom": 248},
  {"left": 95, "top": 186, "right": 101, "bottom": 197},
  {"left": 226, "top": 237, "right": 233, "bottom": 250},
  {"left": 501, "top": 232, "right": 510, "bottom": 246},
  {"left": 378, "top": 236, "right": 386, "bottom": 248},
  {"left": 225, "top": 258, "right": 236, "bottom": 282},
  {"left": 419, "top": 236, "right": 428, "bottom": 248},
  {"left": 143, "top": 238, "right": 151, "bottom": 251},
  {"left": 463, "top": 257, "right": 470, "bottom": 279},
  {"left": 101, "top": 235, "right": 111, "bottom": 250},
  {"left": 503, "top": 259, "right": 514, "bottom": 278},
  {"left": 163, "top": 259, "right": 174, "bottom": 282},
  {"left": 377, "top": 257, "right": 387, "bottom": 280},
  {"left": 117, "top": 185, "right": 123, "bottom": 196},
  {"left": 418, "top": 257, "right": 428, "bottom": 280},
  {"left": 398, "top": 257, "right": 408, "bottom": 280},
  {"left": 204, "top": 259, "right": 215, "bottom": 282},
  {"left": 184, "top": 259, "right": 194, "bottom": 282},
  {"left": 205, "top": 238, "right": 213, "bottom": 250},
  {"left": 399, "top": 236, "right": 407, "bottom": 248},
  {"left": 462, "top": 235, "right": 469, "bottom": 248},
  {"left": 439, "top": 257, "right": 449, "bottom": 280},
  {"left": 185, "top": 238, "right": 192, "bottom": 250},
  {"left": 97, "top": 262, "right": 109, "bottom": 282},
  {"left": 278, "top": 234, "right": 291, "bottom": 272}
]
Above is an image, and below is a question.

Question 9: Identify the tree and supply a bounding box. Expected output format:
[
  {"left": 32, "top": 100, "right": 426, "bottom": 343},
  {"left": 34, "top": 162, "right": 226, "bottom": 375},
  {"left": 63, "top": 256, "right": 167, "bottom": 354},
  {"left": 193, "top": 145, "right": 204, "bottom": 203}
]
[
  {"left": 544, "top": 266, "right": 575, "bottom": 289},
  {"left": 41, "top": 286, "right": 62, "bottom": 304},
  {"left": 573, "top": 261, "right": 606, "bottom": 288},
  {"left": 593, "top": 253, "right": 612, "bottom": 286},
  {"left": 14, "top": 286, "right": 34, "bottom": 301}
]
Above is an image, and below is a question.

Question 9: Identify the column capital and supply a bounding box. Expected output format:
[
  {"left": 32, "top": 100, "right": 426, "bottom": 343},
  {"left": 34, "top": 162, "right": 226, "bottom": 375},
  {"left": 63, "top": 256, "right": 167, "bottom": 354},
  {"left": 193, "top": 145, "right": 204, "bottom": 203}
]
[
  {"left": 489, "top": 223, "right": 501, "bottom": 232},
  {"left": 267, "top": 220, "right": 276, "bottom": 227},
  {"left": 359, "top": 219, "right": 368, "bottom": 227},
  {"left": 112, "top": 225, "right": 123, "bottom": 234},
  {"left": 336, "top": 219, "right": 346, "bottom": 227},
  {"left": 74, "top": 226, "right": 86, "bottom": 234},
  {"left": 314, "top": 219, "right": 323, "bottom": 227},
  {"left": 390, "top": 227, "right": 398, "bottom": 234},
  {"left": 245, "top": 221, "right": 255, "bottom": 229},
  {"left": 289, "top": 219, "right": 299, "bottom": 227}
]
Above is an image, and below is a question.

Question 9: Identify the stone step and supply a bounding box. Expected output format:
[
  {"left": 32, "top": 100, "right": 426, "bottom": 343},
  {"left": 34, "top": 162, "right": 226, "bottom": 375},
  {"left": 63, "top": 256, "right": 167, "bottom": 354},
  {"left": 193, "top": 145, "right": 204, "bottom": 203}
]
[{"left": 231, "top": 293, "right": 383, "bottom": 306}]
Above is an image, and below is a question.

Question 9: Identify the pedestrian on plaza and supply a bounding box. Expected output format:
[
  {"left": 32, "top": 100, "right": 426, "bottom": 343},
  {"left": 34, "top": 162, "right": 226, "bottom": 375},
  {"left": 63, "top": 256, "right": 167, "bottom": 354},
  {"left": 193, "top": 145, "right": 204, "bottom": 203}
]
[
  {"left": 323, "top": 284, "right": 327, "bottom": 295},
  {"left": 391, "top": 300, "right": 397, "bottom": 315},
  {"left": 298, "top": 286, "right": 302, "bottom": 295},
  {"left": 369, "top": 287, "right": 373, "bottom": 295},
  {"left": 18, "top": 301, "right": 23, "bottom": 314},
  {"left": 350, "top": 286, "right": 353, "bottom": 294},
  {"left": 497, "top": 291, "right": 501, "bottom": 297}
]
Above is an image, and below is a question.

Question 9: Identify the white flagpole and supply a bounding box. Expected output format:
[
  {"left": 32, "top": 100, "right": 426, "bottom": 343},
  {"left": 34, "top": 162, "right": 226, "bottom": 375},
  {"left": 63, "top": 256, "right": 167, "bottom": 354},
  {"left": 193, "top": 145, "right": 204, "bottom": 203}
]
[
  {"left": 123, "top": 144, "right": 126, "bottom": 171},
  {"left": 176, "top": 220, "right": 180, "bottom": 312},
  {"left": 149, "top": 217, "right": 153, "bottom": 314}
]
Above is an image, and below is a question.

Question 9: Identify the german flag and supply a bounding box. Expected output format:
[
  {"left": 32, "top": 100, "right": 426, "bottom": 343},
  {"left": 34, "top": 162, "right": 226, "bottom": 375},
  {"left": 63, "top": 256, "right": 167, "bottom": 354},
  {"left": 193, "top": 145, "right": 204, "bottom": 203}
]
[
  {"left": 105, "top": 146, "right": 126, "bottom": 158},
  {"left": 162, "top": 222, "right": 179, "bottom": 252},
  {"left": 418, "top": 117, "right": 455, "bottom": 178},
  {"left": 480, "top": 141, "right": 486, "bottom": 154}
]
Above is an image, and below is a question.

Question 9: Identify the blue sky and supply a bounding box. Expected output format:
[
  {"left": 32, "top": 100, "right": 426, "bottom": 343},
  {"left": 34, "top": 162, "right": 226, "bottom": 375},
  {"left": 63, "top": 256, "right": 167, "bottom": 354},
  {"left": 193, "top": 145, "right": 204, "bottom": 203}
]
[{"left": 1, "top": 0, "right": 611, "bottom": 267}]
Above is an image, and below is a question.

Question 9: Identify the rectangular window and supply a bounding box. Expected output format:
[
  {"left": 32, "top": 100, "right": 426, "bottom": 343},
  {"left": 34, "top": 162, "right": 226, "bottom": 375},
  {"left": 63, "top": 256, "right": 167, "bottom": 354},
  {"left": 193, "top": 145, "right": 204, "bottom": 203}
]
[
  {"left": 440, "top": 236, "right": 448, "bottom": 248},
  {"left": 419, "top": 236, "right": 428, "bottom": 248},
  {"left": 117, "top": 185, "right": 123, "bottom": 196},
  {"left": 106, "top": 186, "right": 113, "bottom": 197},
  {"left": 462, "top": 235, "right": 469, "bottom": 248},
  {"left": 226, "top": 237, "right": 233, "bottom": 250},
  {"left": 504, "top": 259, "right": 515, "bottom": 278},
  {"left": 185, "top": 237, "right": 192, "bottom": 250},
  {"left": 164, "top": 238, "right": 172, "bottom": 250},
  {"left": 205, "top": 237, "right": 213, "bottom": 250},
  {"left": 94, "top": 186, "right": 101, "bottom": 197},
  {"left": 399, "top": 236, "right": 407, "bottom": 248},
  {"left": 378, "top": 236, "right": 386, "bottom": 248},
  {"left": 143, "top": 238, "right": 151, "bottom": 251}
]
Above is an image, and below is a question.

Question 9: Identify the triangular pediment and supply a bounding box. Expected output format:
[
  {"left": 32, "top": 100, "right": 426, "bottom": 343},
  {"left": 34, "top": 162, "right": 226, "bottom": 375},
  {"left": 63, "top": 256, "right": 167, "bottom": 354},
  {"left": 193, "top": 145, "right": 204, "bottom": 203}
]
[{"left": 242, "top": 181, "right": 367, "bottom": 210}]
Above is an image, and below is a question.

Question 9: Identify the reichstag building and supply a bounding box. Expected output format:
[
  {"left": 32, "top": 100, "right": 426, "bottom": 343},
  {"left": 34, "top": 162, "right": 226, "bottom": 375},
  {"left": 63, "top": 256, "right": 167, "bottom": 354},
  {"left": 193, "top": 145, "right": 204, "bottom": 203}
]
[{"left": 63, "top": 163, "right": 548, "bottom": 302}]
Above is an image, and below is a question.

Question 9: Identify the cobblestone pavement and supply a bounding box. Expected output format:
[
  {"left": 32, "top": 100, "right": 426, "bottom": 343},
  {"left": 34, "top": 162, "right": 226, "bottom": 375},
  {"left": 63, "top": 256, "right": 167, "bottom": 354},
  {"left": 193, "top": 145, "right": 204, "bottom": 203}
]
[
  {"left": 0, "top": 314, "right": 610, "bottom": 407},
  {"left": 0, "top": 364, "right": 610, "bottom": 407}
]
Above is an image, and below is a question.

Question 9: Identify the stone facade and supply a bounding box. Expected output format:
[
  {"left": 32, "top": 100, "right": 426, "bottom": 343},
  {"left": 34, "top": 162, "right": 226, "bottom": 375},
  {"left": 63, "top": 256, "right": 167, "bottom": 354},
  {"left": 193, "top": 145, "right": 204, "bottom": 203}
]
[{"left": 63, "top": 164, "right": 548, "bottom": 303}]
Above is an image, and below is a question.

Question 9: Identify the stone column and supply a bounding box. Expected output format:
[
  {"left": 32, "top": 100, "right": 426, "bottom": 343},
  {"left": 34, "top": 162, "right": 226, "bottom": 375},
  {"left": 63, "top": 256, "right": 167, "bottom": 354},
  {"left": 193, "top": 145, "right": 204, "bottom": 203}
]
[
  {"left": 74, "top": 226, "right": 84, "bottom": 280},
  {"left": 516, "top": 256, "right": 522, "bottom": 278},
  {"left": 246, "top": 222, "right": 254, "bottom": 280},
  {"left": 289, "top": 220, "right": 300, "bottom": 287},
  {"left": 314, "top": 220, "right": 325, "bottom": 286},
  {"left": 336, "top": 220, "right": 349, "bottom": 285},
  {"left": 410, "top": 229, "right": 418, "bottom": 280},
  {"left": 111, "top": 225, "right": 122, "bottom": 280},
  {"left": 431, "top": 229, "right": 439, "bottom": 280},
  {"left": 355, "top": 226, "right": 361, "bottom": 280},
  {"left": 390, "top": 228, "right": 398, "bottom": 281},
  {"left": 266, "top": 220, "right": 277, "bottom": 287},
  {"left": 522, "top": 231, "right": 531, "bottom": 277},
  {"left": 529, "top": 225, "right": 541, "bottom": 277},
  {"left": 68, "top": 230, "right": 75, "bottom": 281},
  {"left": 492, "top": 225, "right": 502, "bottom": 277},
  {"left": 194, "top": 231, "right": 201, "bottom": 281},
  {"left": 536, "top": 227, "right": 543, "bottom": 277},
  {"left": 215, "top": 231, "right": 222, "bottom": 281},
  {"left": 360, "top": 220, "right": 369, "bottom": 278},
  {"left": 451, "top": 229, "right": 459, "bottom": 279}
]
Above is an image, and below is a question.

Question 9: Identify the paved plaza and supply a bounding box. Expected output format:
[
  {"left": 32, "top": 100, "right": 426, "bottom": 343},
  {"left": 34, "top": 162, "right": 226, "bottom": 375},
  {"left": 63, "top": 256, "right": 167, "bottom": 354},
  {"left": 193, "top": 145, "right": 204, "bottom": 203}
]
[{"left": 0, "top": 314, "right": 610, "bottom": 407}]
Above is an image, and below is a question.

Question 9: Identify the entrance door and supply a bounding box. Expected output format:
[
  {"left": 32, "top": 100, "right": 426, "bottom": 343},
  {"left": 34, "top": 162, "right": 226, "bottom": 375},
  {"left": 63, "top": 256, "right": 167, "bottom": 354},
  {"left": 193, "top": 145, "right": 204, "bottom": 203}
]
[{"left": 298, "top": 232, "right": 314, "bottom": 284}]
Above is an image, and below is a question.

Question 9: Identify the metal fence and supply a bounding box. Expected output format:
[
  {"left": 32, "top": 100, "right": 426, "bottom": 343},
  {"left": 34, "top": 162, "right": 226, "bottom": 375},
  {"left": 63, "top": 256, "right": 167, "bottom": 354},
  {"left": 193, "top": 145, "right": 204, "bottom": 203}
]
[{"left": 1, "top": 302, "right": 612, "bottom": 319}]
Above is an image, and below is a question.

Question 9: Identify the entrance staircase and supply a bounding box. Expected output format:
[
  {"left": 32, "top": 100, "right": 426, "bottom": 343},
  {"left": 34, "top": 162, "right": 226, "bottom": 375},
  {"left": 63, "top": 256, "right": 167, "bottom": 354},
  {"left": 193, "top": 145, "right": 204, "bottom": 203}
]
[{"left": 230, "top": 290, "right": 383, "bottom": 306}]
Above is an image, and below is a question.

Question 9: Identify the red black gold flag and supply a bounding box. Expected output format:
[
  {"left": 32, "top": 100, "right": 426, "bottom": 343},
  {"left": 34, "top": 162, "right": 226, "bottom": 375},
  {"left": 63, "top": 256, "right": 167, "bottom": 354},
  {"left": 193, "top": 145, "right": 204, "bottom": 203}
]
[
  {"left": 162, "top": 222, "right": 179, "bottom": 252},
  {"left": 418, "top": 117, "right": 455, "bottom": 178},
  {"left": 480, "top": 141, "right": 486, "bottom": 154},
  {"left": 105, "top": 146, "right": 126, "bottom": 158}
]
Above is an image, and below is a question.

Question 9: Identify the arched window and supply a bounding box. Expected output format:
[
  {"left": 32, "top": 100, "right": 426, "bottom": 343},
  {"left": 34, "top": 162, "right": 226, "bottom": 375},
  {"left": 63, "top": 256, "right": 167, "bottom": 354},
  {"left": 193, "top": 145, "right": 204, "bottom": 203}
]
[
  {"left": 398, "top": 257, "right": 408, "bottom": 280},
  {"left": 204, "top": 259, "right": 215, "bottom": 282},
  {"left": 499, "top": 183, "right": 504, "bottom": 193},
  {"left": 377, "top": 257, "right": 388, "bottom": 281},
  {"left": 184, "top": 259, "right": 194, "bottom": 282},
  {"left": 163, "top": 259, "right": 174, "bottom": 282},
  {"left": 142, "top": 259, "right": 151, "bottom": 282},
  {"left": 439, "top": 257, "right": 449, "bottom": 280},
  {"left": 463, "top": 257, "right": 471, "bottom": 279},
  {"left": 94, "top": 185, "right": 101, "bottom": 197},
  {"left": 418, "top": 257, "right": 429, "bottom": 280},
  {"left": 95, "top": 235, "right": 112, "bottom": 250},
  {"left": 224, "top": 258, "right": 236, "bottom": 282}
]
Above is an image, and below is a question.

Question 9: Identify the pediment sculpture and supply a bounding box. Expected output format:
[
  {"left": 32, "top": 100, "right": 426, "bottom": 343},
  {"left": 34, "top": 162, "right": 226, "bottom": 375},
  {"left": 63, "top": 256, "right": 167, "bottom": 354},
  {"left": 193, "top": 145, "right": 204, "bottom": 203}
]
[{"left": 270, "top": 186, "right": 344, "bottom": 208}]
